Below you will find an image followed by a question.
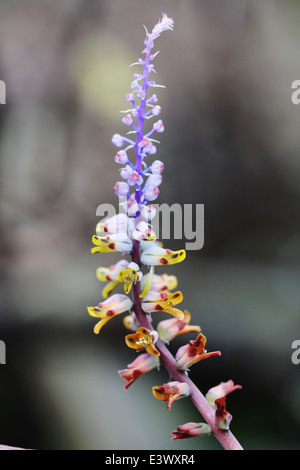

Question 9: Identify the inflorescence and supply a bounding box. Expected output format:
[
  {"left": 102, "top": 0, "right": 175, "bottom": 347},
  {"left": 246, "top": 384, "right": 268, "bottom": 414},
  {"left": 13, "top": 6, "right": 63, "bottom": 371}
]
[{"left": 87, "top": 13, "right": 242, "bottom": 447}]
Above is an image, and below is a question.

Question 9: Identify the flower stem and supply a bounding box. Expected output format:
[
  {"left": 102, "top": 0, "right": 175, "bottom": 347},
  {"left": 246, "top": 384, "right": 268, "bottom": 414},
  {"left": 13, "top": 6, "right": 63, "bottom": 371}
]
[{"left": 131, "top": 240, "right": 243, "bottom": 451}]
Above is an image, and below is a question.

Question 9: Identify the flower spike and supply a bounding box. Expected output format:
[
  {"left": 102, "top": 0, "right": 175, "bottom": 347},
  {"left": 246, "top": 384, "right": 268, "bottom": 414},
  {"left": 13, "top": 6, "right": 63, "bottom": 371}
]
[{"left": 87, "top": 14, "right": 243, "bottom": 451}]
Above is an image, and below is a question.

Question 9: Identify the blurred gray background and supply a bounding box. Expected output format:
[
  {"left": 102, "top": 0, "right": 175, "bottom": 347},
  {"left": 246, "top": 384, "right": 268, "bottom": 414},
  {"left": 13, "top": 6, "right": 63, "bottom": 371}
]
[{"left": 0, "top": 0, "right": 300, "bottom": 450}]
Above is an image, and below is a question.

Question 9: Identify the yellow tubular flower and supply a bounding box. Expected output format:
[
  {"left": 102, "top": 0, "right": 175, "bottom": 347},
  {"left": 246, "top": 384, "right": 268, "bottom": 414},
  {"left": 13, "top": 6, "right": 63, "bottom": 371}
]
[
  {"left": 96, "top": 260, "right": 129, "bottom": 299},
  {"left": 140, "top": 245, "right": 186, "bottom": 266},
  {"left": 87, "top": 294, "right": 133, "bottom": 334},
  {"left": 140, "top": 272, "right": 178, "bottom": 295},
  {"left": 101, "top": 280, "right": 121, "bottom": 299},
  {"left": 118, "top": 262, "right": 142, "bottom": 294},
  {"left": 139, "top": 266, "right": 154, "bottom": 298},
  {"left": 152, "top": 381, "right": 190, "bottom": 410},
  {"left": 91, "top": 233, "right": 132, "bottom": 254},
  {"left": 142, "top": 291, "right": 185, "bottom": 320}
]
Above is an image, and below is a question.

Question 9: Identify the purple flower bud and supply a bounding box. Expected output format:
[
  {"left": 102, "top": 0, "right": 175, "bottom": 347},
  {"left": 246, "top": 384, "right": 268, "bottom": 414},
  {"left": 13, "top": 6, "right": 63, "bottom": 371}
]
[
  {"left": 114, "top": 181, "right": 129, "bottom": 197},
  {"left": 153, "top": 120, "right": 164, "bottom": 133},
  {"left": 112, "top": 134, "right": 125, "bottom": 147},
  {"left": 151, "top": 160, "right": 164, "bottom": 174},
  {"left": 147, "top": 143, "right": 157, "bottom": 155},
  {"left": 114, "top": 150, "right": 128, "bottom": 165},
  {"left": 123, "top": 195, "right": 139, "bottom": 216},
  {"left": 120, "top": 164, "right": 133, "bottom": 179},
  {"left": 152, "top": 105, "right": 161, "bottom": 116},
  {"left": 148, "top": 94, "right": 158, "bottom": 103},
  {"left": 148, "top": 64, "right": 155, "bottom": 74},
  {"left": 141, "top": 204, "right": 157, "bottom": 221},
  {"left": 137, "top": 89, "right": 146, "bottom": 99},
  {"left": 131, "top": 80, "right": 140, "bottom": 90},
  {"left": 126, "top": 93, "right": 135, "bottom": 102},
  {"left": 146, "top": 174, "right": 162, "bottom": 187},
  {"left": 143, "top": 184, "right": 160, "bottom": 202}
]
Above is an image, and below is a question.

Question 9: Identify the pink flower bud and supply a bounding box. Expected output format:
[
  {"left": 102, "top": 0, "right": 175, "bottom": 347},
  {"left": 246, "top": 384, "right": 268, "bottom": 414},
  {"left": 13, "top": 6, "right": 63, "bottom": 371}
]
[
  {"left": 122, "top": 114, "right": 133, "bottom": 126},
  {"left": 127, "top": 171, "right": 143, "bottom": 186},
  {"left": 126, "top": 93, "right": 134, "bottom": 102},
  {"left": 137, "top": 89, "right": 146, "bottom": 99}
]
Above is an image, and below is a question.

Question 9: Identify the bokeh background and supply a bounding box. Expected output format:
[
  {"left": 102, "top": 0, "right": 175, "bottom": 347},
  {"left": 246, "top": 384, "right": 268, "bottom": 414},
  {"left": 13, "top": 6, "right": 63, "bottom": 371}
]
[{"left": 0, "top": 0, "right": 300, "bottom": 450}]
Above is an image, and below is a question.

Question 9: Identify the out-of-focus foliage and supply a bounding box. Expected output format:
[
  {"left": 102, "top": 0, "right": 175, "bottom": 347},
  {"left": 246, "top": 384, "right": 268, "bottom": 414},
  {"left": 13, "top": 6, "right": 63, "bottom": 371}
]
[{"left": 0, "top": 0, "right": 300, "bottom": 450}]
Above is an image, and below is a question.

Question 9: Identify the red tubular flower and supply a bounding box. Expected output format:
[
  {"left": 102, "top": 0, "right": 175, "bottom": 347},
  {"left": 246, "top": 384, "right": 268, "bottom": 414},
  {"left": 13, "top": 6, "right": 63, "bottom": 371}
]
[
  {"left": 175, "top": 333, "right": 221, "bottom": 370},
  {"left": 118, "top": 353, "right": 160, "bottom": 390},
  {"left": 152, "top": 381, "right": 190, "bottom": 410},
  {"left": 215, "top": 397, "right": 232, "bottom": 431},
  {"left": 157, "top": 310, "right": 201, "bottom": 343},
  {"left": 206, "top": 380, "right": 242, "bottom": 406},
  {"left": 171, "top": 422, "right": 211, "bottom": 441}
]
